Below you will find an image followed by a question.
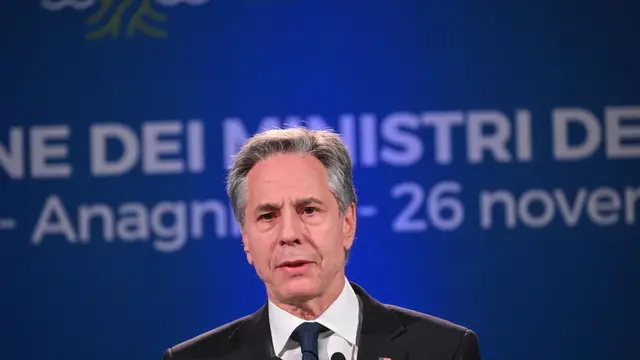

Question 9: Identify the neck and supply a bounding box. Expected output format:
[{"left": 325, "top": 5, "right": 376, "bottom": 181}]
[{"left": 271, "top": 273, "right": 345, "bottom": 320}]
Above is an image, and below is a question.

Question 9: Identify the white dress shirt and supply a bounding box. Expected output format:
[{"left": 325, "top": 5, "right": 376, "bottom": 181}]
[{"left": 268, "top": 278, "right": 361, "bottom": 360}]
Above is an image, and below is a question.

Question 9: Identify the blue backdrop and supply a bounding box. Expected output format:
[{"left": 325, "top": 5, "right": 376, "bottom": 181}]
[{"left": 1, "top": 1, "right": 639, "bottom": 360}]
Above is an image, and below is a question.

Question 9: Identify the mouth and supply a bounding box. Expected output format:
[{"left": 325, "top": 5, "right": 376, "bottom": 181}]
[
  {"left": 278, "top": 260, "right": 313, "bottom": 269},
  {"left": 276, "top": 259, "right": 317, "bottom": 275}
]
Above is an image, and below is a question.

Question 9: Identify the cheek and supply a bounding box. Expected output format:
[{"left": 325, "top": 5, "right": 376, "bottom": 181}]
[
  {"left": 315, "top": 226, "right": 346, "bottom": 258},
  {"left": 250, "top": 234, "right": 277, "bottom": 266}
]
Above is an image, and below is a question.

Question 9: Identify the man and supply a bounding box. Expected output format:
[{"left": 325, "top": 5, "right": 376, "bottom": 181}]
[{"left": 162, "top": 127, "right": 481, "bottom": 360}]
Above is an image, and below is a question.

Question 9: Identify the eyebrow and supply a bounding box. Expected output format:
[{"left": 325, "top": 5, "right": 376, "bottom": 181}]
[{"left": 253, "top": 197, "right": 325, "bottom": 215}]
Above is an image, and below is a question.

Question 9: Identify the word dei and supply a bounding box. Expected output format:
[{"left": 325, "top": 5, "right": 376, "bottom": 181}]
[{"left": 0, "top": 120, "right": 204, "bottom": 179}]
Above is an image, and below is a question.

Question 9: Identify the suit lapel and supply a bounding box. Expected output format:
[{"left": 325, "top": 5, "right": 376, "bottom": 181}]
[
  {"left": 227, "top": 304, "right": 276, "bottom": 360},
  {"left": 351, "top": 282, "right": 409, "bottom": 360}
]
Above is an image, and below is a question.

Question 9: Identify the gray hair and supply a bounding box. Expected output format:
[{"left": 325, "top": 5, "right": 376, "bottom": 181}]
[{"left": 226, "top": 127, "right": 357, "bottom": 229}]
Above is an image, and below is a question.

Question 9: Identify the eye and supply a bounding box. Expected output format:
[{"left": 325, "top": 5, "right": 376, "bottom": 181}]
[
  {"left": 258, "top": 212, "right": 275, "bottom": 221},
  {"left": 301, "top": 207, "right": 317, "bottom": 215}
]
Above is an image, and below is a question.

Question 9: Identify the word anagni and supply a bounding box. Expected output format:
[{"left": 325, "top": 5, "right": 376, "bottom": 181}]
[{"left": 31, "top": 195, "right": 240, "bottom": 253}]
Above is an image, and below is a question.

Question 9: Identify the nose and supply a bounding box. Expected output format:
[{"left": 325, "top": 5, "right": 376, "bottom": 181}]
[{"left": 278, "top": 207, "right": 302, "bottom": 246}]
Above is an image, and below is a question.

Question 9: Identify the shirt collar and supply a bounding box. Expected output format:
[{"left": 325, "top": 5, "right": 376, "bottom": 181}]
[{"left": 268, "top": 278, "right": 360, "bottom": 356}]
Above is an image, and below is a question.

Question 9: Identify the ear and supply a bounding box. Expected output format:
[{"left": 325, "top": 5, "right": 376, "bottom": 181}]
[
  {"left": 241, "top": 231, "right": 254, "bottom": 265},
  {"left": 342, "top": 203, "right": 357, "bottom": 251}
]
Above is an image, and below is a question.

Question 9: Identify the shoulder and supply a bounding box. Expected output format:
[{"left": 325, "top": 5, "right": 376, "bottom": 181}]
[
  {"left": 350, "top": 281, "right": 479, "bottom": 356},
  {"left": 384, "top": 304, "right": 480, "bottom": 357},
  {"left": 386, "top": 303, "right": 472, "bottom": 337},
  {"left": 162, "top": 314, "right": 251, "bottom": 360}
]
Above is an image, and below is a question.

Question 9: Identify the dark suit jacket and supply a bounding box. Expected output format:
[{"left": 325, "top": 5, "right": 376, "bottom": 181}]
[{"left": 162, "top": 282, "right": 481, "bottom": 360}]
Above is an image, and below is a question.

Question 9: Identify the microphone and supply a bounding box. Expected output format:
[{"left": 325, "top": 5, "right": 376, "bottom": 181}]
[{"left": 330, "top": 352, "right": 347, "bottom": 360}]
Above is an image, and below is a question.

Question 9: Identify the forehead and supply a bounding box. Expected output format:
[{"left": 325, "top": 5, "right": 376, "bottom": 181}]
[{"left": 245, "top": 153, "right": 330, "bottom": 201}]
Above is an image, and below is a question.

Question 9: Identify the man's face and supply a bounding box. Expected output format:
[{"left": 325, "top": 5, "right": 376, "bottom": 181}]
[{"left": 241, "top": 153, "right": 356, "bottom": 304}]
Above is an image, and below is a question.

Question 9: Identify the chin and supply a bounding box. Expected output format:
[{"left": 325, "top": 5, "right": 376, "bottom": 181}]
[{"left": 279, "top": 276, "right": 320, "bottom": 302}]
